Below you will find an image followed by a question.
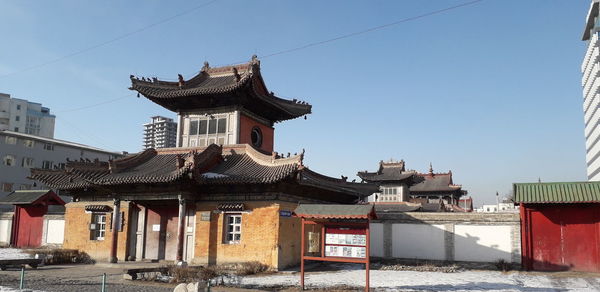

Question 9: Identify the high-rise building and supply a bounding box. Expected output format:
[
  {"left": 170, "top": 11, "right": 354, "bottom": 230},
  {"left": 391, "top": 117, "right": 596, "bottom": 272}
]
[
  {"left": 583, "top": 1, "right": 600, "bottom": 180},
  {"left": 143, "top": 116, "right": 177, "bottom": 149},
  {"left": 0, "top": 93, "right": 55, "bottom": 138}
]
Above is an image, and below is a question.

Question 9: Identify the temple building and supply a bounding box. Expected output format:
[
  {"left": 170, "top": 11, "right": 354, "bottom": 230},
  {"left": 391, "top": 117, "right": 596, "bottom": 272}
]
[
  {"left": 30, "top": 56, "right": 376, "bottom": 269},
  {"left": 358, "top": 160, "right": 467, "bottom": 210}
]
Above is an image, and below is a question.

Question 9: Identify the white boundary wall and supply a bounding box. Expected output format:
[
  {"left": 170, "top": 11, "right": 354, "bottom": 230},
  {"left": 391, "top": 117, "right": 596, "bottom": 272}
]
[
  {"left": 370, "top": 212, "right": 520, "bottom": 263},
  {"left": 0, "top": 214, "right": 12, "bottom": 245},
  {"left": 0, "top": 213, "right": 65, "bottom": 246},
  {"left": 41, "top": 214, "right": 65, "bottom": 246}
]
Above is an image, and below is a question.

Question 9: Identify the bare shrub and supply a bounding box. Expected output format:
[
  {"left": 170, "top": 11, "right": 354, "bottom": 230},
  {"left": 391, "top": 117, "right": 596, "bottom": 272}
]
[
  {"left": 494, "top": 259, "right": 511, "bottom": 272},
  {"left": 236, "top": 261, "right": 268, "bottom": 275},
  {"left": 167, "top": 265, "right": 223, "bottom": 283},
  {"left": 198, "top": 265, "right": 221, "bottom": 281},
  {"left": 168, "top": 265, "right": 201, "bottom": 283},
  {"left": 24, "top": 248, "right": 95, "bottom": 264}
]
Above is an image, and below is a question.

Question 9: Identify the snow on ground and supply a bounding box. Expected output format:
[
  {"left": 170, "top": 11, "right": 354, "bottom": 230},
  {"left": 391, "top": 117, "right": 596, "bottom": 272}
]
[
  {"left": 0, "top": 249, "right": 31, "bottom": 260},
  {"left": 239, "top": 269, "right": 600, "bottom": 291},
  {"left": 0, "top": 287, "right": 44, "bottom": 292}
]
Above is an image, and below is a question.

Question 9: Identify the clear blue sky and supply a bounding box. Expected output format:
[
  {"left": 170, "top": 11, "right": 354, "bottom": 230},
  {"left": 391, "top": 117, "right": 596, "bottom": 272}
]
[{"left": 0, "top": 0, "right": 590, "bottom": 205}]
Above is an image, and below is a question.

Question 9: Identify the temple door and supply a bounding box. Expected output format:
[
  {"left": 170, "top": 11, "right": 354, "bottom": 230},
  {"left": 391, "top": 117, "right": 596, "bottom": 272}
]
[
  {"left": 183, "top": 207, "right": 196, "bottom": 262},
  {"left": 135, "top": 207, "right": 146, "bottom": 260}
]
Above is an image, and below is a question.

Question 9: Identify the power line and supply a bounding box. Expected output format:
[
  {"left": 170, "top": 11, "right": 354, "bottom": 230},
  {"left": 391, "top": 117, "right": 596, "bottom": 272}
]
[
  {"left": 259, "top": 0, "right": 484, "bottom": 60},
  {"left": 55, "top": 117, "right": 116, "bottom": 151},
  {"left": 55, "top": 94, "right": 132, "bottom": 113},
  {"left": 26, "top": 0, "right": 484, "bottom": 112},
  {"left": 0, "top": 0, "right": 220, "bottom": 79},
  {"left": 173, "top": 0, "right": 484, "bottom": 79}
]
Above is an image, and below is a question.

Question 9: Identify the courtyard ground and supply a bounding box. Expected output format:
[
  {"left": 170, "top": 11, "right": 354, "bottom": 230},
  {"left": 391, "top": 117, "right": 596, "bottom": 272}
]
[
  {"left": 1, "top": 249, "right": 599, "bottom": 291},
  {"left": 0, "top": 263, "right": 598, "bottom": 292}
]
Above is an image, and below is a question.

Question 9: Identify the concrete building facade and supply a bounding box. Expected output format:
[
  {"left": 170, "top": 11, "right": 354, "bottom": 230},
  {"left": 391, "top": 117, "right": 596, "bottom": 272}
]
[
  {"left": 582, "top": 1, "right": 600, "bottom": 180},
  {"left": 0, "top": 130, "right": 122, "bottom": 198},
  {"left": 0, "top": 93, "right": 56, "bottom": 139},
  {"left": 143, "top": 116, "right": 177, "bottom": 149}
]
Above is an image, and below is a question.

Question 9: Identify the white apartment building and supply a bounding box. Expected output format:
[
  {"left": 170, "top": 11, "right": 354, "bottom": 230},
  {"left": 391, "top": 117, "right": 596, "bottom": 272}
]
[
  {"left": 143, "top": 116, "right": 177, "bottom": 149},
  {"left": 0, "top": 93, "right": 55, "bottom": 139},
  {"left": 0, "top": 130, "right": 123, "bottom": 199},
  {"left": 583, "top": 1, "right": 600, "bottom": 180}
]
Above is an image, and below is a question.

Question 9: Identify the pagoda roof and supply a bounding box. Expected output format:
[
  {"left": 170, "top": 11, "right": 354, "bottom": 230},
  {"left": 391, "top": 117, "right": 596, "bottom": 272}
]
[
  {"left": 129, "top": 56, "right": 312, "bottom": 122},
  {"left": 357, "top": 160, "right": 415, "bottom": 183},
  {"left": 30, "top": 144, "right": 376, "bottom": 201},
  {"left": 409, "top": 172, "right": 463, "bottom": 193}
]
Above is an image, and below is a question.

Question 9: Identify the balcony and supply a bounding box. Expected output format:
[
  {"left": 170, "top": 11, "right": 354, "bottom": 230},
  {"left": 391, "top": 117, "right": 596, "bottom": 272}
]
[{"left": 582, "top": 33, "right": 600, "bottom": 73}]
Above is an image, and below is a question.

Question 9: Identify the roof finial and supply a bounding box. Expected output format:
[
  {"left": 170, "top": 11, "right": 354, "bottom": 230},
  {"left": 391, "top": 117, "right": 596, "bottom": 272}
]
[
  {"left": 178, "top": 74, "right": 185, "bottom": 88},
  {"left": 538, "top": 177, "right": 541, "bottom": 183},
  {"left": 232, "top": 67, "right": 240, "bottom": 82},
  {"left": 429, "top": 162, "right": 433, "bottom": 175},
  {"left": 202, "top": 61, "right": 210, "bottom": 72}
]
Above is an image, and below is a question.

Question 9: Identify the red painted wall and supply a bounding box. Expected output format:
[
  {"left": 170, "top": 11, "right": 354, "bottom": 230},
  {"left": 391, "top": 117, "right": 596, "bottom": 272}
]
[
  {"left": 239, "top": 114, "right": 274, "bottom": 152},
  {"left": 13, "top": 205, "right": 46, "bottom": 248},
  {"left": 521, "top": 203, "right": 600, "bottom": 272}
]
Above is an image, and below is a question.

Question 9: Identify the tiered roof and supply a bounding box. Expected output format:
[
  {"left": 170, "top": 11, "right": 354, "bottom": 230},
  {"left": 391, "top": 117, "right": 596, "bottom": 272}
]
[
  {"left": 129, "top": 56, "right": 312, "bottom": 122},
  {"left": 410, "top": 171, "right": 463, "bottom": 193},
  {"left": 357, "top": 160, "right": 414, "bottom": 183},
  {"left": 358, "top": 161, "right": 465, "bottom": 195},
  {"left": 30, "top": 144, "right": 376, "bottom": 203}
]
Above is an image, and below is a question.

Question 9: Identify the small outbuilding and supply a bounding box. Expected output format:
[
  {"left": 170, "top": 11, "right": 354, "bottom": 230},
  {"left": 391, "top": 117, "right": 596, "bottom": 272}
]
[
  {"left": 0, "top": 190, "right": 66, "bottom": 248},
  {"left": 514, "top": 182, "right": 600, "bottom": 272}
]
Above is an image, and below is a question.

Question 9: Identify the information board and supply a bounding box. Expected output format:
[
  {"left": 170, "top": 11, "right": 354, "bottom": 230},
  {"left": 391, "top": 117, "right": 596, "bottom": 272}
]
[
  {"left": 325, "top": 245, "right": 366, "bottom": 258},
  {"left": 324, "top": 227, "right": 367, "bottom": 258}
]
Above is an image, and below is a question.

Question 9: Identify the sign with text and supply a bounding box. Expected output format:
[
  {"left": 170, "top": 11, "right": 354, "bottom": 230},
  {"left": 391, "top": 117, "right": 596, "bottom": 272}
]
[{"left": 324, "top": 227, "right": 367, "bottom": 258}]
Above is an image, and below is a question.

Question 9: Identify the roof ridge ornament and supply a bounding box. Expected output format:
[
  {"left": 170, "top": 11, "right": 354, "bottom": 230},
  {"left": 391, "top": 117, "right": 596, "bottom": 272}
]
[
  {"left": 251, "top": 54, "right": 259, "bottom": 65},
  {"left": 232, "top": 67, "right": 241, "bottom": 82},
  {"left": 201, "top": 61, "right": 210, "bottom": 72},
  {"left": 178, "top": 74, "right": 185, "bottom": 88}
]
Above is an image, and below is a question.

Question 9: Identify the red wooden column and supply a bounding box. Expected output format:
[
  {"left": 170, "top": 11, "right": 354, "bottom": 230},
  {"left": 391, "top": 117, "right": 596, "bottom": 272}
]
[
  {"left": 176, "top": 196, "right": 186, "bottom": 263},
  {"left": 109, "top": 198, "right": 121, "bottom": 263}
]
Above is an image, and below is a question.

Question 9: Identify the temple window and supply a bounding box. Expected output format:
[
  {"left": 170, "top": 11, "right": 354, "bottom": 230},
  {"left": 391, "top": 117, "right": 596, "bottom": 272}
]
[
  {"left": 90, "top": 213, "right": 107, "bottom": 240},
  {"left": 224, "top": 214, "right": 242, "bottom": 244},
  {"left": 251, "top": 127, "right": 262, "bottom": 147},
  {"left": 381, "top": 187, "right": 397, "bottom": 196},
  {"left": 186, "top": 116, "right": 228, "bottom": 147}
]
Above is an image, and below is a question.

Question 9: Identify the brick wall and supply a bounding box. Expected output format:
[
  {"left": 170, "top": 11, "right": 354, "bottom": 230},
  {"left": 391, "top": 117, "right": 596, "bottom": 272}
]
[
  {"left": 194, "top": 201, "right": 299, "bottom": 270},
  {"left": 63, "top": 201, "right": 130, "bottom": 261}
]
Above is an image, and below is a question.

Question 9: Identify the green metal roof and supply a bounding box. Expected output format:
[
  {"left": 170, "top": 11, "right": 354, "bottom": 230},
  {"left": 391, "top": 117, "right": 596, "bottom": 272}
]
[{"left": 513, "top": 182, "right": 600, "bottom": 204}]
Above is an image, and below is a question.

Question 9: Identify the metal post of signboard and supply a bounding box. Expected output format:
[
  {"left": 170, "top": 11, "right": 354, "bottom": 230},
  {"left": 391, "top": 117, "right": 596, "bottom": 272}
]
[
  {"left": 365, "top": 220, "right": 370, "bottom": 292},
  {"left": 300, "top": 217, "right": 305, "bottom": 290}
]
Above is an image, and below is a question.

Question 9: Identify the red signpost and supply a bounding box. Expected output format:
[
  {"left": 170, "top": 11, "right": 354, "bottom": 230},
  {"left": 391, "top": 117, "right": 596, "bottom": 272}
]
[{"left": 295, "top": 205, "right": 375, "bottom": 292}]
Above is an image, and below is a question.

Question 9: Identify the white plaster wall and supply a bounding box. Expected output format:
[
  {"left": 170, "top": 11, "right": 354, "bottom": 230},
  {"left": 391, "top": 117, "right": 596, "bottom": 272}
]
[
  {"left": 454, "top": 225, "right": 512, "bottom": 262},
  {"left": 369, "top": 223, "right": 384, "bottom": 257},
  {"left": 392, "top": 224, "right": 445, "bottom": 260},
  {"left": 0, "top": 219, "right": 12, "bottom": 244},
  {"left": 45, "top": 219, "right": 64, "bottom": 245}
]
